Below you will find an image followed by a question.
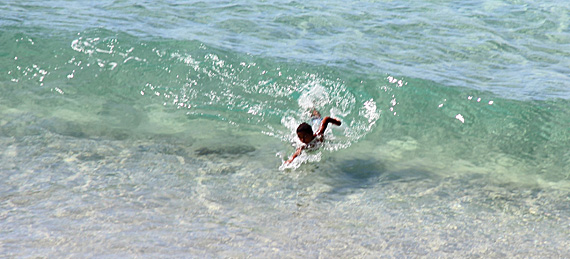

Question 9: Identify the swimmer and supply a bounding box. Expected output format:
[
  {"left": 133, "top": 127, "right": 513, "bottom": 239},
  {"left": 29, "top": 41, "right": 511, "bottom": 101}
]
[{"left": 285, "top": 110, "right": 342, "bottom": 164}]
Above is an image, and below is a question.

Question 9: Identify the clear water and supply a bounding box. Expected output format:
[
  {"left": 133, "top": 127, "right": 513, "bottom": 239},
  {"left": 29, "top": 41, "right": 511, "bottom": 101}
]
[{"left": 1, "top": 0, "right": 569, "bottom": 257}]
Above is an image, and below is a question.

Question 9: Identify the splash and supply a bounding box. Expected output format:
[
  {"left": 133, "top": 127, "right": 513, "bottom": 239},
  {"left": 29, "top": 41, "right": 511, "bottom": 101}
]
[{"left": 130, "top": 43, "right": 383, "bottom": 165}]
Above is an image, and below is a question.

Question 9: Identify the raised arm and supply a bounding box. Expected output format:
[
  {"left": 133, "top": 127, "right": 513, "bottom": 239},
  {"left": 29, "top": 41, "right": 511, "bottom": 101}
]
[{"left": 316, "top": 116, "right": 341, "bottom": 136}]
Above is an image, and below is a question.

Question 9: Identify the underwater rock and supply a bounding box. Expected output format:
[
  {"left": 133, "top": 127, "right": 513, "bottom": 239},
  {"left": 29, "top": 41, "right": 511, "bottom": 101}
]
[
  {"left": 138, "top": 143, "right": 189, "bottom": 157},
  {"left": 195, "top": 145, "right": 255, "bottom": 157},
  {"left": 39, "top": 118, "right": 86, "bottom": 138}
]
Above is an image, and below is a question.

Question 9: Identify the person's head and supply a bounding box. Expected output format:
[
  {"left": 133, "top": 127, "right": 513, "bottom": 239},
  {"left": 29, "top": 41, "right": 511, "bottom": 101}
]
[{"left": 296, "top": 123, "right": 314, "bottom": 143}]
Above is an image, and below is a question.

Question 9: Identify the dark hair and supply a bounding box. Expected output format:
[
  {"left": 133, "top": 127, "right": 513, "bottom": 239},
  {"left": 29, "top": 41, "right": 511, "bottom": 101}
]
[{"left": 296, "top": 122, "right": 313, "bottom": 134}]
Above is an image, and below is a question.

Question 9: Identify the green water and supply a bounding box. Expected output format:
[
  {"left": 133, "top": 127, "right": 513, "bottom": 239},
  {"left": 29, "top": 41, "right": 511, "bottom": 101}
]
[
  {"left": 2, "top": 28, "right": 568, "bottom": 180},
  {"left": 1, "top": 0, "right": 569, "bottom": 257}
]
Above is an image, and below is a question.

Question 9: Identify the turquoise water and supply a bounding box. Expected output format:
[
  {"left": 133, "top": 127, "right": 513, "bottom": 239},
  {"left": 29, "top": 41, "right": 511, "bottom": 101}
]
[{"left": 1, "top": 0, "right": 569, "bottom": 257}]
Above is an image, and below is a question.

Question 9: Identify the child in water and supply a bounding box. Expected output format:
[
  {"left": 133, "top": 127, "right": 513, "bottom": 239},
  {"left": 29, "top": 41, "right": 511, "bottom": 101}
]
[{"left": 285, "top": 110, "right": 342, "bottom": 164}]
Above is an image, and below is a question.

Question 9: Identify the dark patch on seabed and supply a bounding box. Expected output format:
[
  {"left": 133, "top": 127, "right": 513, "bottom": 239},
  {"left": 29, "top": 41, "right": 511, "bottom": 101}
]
[
  {"left": 195, "top": 145, "right": 256, "bottom": 157},
  {"left": 327, "top": 158, "right": 386, "bottom": 193},
  {"left": 138, "top": 143, "right": 190, "bottom": 157},
  {"left": 318, "top": 157, "right": 439, "bottom": 198}
]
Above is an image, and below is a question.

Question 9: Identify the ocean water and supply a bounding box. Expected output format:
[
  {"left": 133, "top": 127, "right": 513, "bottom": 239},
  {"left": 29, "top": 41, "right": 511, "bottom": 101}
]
[{"left": 1, "top": 0, "right": 569, "bottom": 257}]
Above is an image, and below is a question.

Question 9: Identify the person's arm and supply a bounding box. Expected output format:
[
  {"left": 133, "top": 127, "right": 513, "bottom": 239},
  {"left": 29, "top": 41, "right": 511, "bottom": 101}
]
[
  {"left": 316, "top": 116, "right": 341, "bottom": 136},
  {"left": 286, "top": 146, "right": 304, "bottom": 164}
]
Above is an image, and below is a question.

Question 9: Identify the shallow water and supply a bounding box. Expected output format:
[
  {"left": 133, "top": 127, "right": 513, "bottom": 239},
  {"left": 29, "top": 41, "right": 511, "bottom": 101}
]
[{"left": 1, "top": 0, "right": 570, "bottom": 257}]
